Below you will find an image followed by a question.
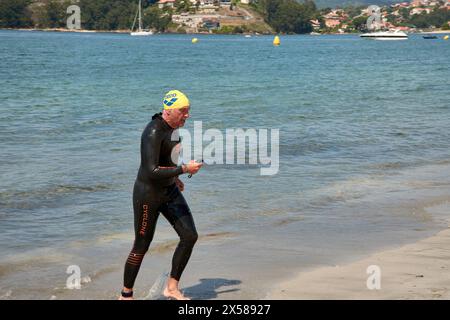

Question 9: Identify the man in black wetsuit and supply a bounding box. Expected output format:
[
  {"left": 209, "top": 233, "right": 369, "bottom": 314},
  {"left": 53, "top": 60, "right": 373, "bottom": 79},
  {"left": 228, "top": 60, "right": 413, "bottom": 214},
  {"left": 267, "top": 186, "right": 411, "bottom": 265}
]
[{"left": 120, "top": 90, "right": 203, "bottom": 300}]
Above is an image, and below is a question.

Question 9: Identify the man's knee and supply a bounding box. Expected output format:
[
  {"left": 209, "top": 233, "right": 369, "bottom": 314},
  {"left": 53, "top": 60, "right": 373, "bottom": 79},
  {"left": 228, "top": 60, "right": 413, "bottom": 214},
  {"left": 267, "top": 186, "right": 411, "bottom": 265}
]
[
  {"left": 132, "top": 239, "right": 151, "bottom": 254},
  {"left": 182, "top": 231, "right": 198, "bottom": 246}
]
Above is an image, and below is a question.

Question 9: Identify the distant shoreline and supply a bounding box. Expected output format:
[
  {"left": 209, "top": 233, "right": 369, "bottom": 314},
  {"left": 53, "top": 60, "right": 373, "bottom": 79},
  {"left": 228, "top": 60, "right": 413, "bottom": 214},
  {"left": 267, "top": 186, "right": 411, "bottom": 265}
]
[
  {"left": 2, "top": 27, "right": 449, "bottom": 35},
  {"left": 0, "top": 27, "right": 257, "bottom": 35},
  {"left": 0, "top": 27, "right": 268, "bottom": 35},
  {"left": 0, "top": 27, "right": 129, "bottom": 34},
  {"left": 419, "top": 30, "right": 450, "bottom": 34}
]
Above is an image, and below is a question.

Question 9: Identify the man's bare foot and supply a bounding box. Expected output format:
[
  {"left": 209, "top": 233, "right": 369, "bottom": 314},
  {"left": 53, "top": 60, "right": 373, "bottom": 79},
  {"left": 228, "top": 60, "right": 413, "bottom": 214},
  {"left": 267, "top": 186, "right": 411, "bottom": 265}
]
[
  {"left": 118, "top": 295, "right": 134, "bottom": 300},
  {"left": 163, "top": 287, "right": 190, "bottom": 300}
]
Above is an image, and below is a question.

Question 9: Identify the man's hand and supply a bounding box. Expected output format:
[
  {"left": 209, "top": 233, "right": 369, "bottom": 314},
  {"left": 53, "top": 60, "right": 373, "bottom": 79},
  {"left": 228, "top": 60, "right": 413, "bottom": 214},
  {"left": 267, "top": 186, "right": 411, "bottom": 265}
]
[
  {"left": 175, "top": 177, "right": 184, "bottom": 192},
  {"left": 182, "top": 160, "right": 203, "bottom": 176}
]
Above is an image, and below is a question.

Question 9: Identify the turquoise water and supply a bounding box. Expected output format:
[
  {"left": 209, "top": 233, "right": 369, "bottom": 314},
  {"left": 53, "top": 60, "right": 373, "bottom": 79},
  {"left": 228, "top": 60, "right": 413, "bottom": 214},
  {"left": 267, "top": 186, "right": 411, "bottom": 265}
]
[{"left": 0, "top": 30, "right": 449, "bottom": 299}]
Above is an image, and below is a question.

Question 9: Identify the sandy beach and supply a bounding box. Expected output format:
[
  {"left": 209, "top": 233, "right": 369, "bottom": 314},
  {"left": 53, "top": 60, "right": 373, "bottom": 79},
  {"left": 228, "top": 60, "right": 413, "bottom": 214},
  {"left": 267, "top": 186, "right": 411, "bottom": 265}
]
[{"left": 267, "top": 217, "right": 450, "bottom": 299}]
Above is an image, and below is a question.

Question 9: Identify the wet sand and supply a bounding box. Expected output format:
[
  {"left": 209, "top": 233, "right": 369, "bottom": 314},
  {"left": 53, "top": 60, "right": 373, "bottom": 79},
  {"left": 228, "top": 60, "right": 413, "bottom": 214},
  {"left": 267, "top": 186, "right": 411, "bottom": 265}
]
[{"left": 267, "top": 217, "right": 450, "bottom": 299}]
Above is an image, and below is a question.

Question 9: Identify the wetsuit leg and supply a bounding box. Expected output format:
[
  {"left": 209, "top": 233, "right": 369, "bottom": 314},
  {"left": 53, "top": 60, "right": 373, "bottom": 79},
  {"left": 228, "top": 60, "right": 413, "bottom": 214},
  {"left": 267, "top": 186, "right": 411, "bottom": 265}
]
[
  {"left": 160, "top": 186, "right": 198, "bottom": 281},
  {"left": 123, "top": 182, "right": 161, "bottom": 289}
]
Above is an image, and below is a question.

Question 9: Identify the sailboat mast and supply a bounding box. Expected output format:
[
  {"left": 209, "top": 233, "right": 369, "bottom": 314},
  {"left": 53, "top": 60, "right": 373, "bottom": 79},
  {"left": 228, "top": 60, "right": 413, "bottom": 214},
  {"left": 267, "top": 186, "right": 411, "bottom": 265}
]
[{"left": 138, "top": 0, "right": 142, "bottom": 32}]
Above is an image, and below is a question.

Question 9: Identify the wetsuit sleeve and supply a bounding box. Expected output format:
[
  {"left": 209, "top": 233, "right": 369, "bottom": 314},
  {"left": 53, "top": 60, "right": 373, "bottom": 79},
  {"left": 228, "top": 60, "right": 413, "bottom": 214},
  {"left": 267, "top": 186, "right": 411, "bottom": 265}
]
[{"left": 144, "top": 129, "right": 184, "bottom": 179}]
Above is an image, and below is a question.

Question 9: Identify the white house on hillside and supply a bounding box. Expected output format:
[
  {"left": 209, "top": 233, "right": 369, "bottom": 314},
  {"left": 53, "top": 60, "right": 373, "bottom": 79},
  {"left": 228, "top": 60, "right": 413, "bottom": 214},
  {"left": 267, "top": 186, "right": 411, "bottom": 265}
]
[{"left": 158, "top": 0, "right": 176, "bottom": 9}]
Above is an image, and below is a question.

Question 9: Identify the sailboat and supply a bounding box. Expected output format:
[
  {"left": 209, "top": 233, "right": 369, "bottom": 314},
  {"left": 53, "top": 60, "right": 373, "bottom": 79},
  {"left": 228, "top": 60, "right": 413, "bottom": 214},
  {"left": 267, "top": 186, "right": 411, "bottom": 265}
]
[{"left": 130, "top": 0, "right": 153, "bottom": 36}]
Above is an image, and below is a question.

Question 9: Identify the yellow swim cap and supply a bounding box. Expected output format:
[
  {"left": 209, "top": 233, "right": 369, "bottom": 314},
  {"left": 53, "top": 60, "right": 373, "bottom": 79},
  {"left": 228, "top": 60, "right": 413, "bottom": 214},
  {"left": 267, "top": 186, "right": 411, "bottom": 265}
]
[{"left": 163, "top": 90, "right": 190, "bottom": 110}]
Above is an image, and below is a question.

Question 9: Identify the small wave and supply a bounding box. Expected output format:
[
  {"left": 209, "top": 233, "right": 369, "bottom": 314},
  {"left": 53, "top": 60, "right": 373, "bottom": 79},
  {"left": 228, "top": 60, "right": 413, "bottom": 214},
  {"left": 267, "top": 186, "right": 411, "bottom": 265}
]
[
  {"left": 78, "top": 118, "right": 114, "bottom": 126},
  {"left": 254, "top": 207, "right": 286, "bottom": 218},
  {"left": 307, "top": 161, "right": 450, "bottom": 214},
  {"left": 81, "top": 276, "right": 91, "bottom": 285},
  {"left": 0, "top": 183, "right": 113, "bottom": 209},
  {"left": 389, "top": 132, "right": 407, "bottom": 137},
  {"left": 96, "top": 233, "right": 133, "bottom": 244},
  {"left": 0, "top": 250, "right": 73, "bottom": 278},
  {"left": 0, "top": 184, "right": 112, "bottom": 199},
  {"left": 201, "top": 231, "right": 234, "bottom": 240},
  {"left": 149, "top": 232, "right": 235, "bottom": 254},
  {"left": 391, "top": 203, "right": 434, "bottom": 222},
  {"left": 88, "top": 266, "right": 119, "bottom": 281},
  {"left": 434, "top": 159, "right": 450, "bottom": 166},
  {"left": 402, "top": 84, "right": 439, "bottom": 93},
  {"left": 407, "top": 181, "right": 450, "bottom": 189},
  {"left": 150, "top": 239, "right": 179, "bottom": 254},
  {"left": 308, "top": 193, "right": 360, "bottom": 208},
  {"left": 143, "top": 272, "right": 168, "bottom": 300},
  {"left": 307, "top": 176, "right": 388, "bottom": 208},
  {"left": 273, "top": 216, "right": 305, "bottom": 226},
  {"left": 369, "top": 161, "right": 407, "bottom": 170},
  {"left": 81, "top": 231, "right": 235, "bottom": 256}
]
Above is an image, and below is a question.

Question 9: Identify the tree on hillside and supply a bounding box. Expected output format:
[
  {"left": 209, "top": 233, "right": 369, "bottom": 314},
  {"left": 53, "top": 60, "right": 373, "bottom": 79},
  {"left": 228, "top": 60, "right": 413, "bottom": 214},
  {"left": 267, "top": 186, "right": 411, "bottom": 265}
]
[
  {"left": 350, "top": 15, "right": 367, "bottom": 31},
  {"left": 399, "top": 7, "right": 410, "bottom": 20},
  {"left": 409, "top": 8, "right": 450, "bottom": 28},
  {"left": 303, "top": 0, "right": 317, "bottom": 16},
  {"left": 78, "top": 0, "right": 136, "bottom": 30},
  {"left": 344, "top": 5, "right": 365, "bottom": 19},
  {"left": 175, "top": 0, "right": 191, "bottom": 13},
  {"left": 0, "top": 0, "right": 33, "bottom": 28},
  {"left": 143, "top": 6, "right": 171, "bottom": 32},
  {"left": 259, "top": 0, "right": 314, "bottom": 34},
  {"left": 104, "top": 2, "right": 135, "bottom": 29},
  {"left": 35, "top": 0, "right": 71, "bottom": 28}
]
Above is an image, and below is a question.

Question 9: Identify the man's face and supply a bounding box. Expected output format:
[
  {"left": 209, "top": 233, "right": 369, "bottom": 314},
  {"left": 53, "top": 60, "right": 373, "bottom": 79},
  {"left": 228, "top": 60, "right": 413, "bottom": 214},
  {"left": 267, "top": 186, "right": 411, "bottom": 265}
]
[{"left": 169, "top": 106, "right": 190, "bottom": 128}]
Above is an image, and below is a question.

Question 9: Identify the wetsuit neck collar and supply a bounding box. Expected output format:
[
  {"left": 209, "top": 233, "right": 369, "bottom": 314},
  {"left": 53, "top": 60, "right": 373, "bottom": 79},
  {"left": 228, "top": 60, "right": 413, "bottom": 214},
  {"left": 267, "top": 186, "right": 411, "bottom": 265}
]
[{"left": 152, "top": 113, "right": 173, "bottom": 130}]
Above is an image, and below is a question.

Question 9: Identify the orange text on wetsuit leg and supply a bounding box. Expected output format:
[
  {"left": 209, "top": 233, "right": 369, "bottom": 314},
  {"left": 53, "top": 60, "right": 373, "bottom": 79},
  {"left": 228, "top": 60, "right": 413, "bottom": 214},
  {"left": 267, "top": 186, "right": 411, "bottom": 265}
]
[{"left": 140, "top": 204, "right": 149, "bottom": 236}]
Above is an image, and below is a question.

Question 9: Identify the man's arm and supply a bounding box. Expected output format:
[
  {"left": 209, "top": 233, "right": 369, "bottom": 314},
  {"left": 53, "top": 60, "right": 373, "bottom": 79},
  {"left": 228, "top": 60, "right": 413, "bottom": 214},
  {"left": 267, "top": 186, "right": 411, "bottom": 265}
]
[{"left": 144, "top": 129, "right": 184, "bottom": 180}]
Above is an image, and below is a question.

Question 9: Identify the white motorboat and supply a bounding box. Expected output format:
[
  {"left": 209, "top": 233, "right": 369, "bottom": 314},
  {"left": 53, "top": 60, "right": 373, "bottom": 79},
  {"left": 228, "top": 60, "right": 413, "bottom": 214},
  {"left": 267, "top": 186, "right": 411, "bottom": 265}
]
[{"left": 360, "top": 29, "right": 408, "bottom": 40}]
